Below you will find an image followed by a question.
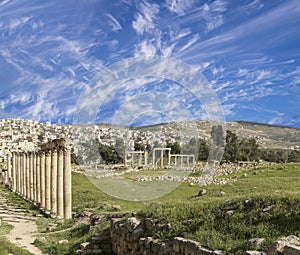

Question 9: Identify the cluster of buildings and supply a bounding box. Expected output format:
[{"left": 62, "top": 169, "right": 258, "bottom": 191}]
[{"left": 0, "top": 119, "right": 203, "bottom": 164}]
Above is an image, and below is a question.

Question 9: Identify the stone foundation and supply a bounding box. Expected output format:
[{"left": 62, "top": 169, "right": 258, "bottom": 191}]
[{"left": 78, "top": 216, "right": 300, "bottom": 255}]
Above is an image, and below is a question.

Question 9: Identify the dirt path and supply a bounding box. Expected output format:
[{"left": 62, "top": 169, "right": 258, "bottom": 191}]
[{"left": 0, "top": 189, "right": 43, "bottom": 255}]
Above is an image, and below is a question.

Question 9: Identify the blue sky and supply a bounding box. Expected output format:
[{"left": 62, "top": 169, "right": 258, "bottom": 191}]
[{"left": 0, "top": 0, "right": 299, "bottom": 127}]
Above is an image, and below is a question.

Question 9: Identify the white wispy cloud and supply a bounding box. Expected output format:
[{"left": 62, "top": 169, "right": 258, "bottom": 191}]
[
  {"left": 239, "top": 0, "right": 264, "bottom": 14},
  {"left": 106, "top": 13, "right": 122, "bottom": 31},
  {"left": 132, "top": 0, "right": 160, "bottom": 35},
  {"left": 165, "top": 0, "right": 194, "bottom": 16},
  {"left": 134, "top": 40, "right": 157, "bottom": 57},
  {"left": 8, "top": 16, "right": 31, "bottom": 30},
  {"left": 177, "top": 34, "right": 199, "bottom": 53}
]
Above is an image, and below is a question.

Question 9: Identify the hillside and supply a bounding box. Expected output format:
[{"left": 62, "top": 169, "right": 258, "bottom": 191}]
[{"left": 134, "top": 120, "right": 300, "bottom": 150}]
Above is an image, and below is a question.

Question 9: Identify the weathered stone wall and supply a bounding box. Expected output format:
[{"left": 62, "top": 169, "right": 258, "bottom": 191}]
[
  {"left": 110, "top": 217, "right": 220, "bottom": 255},
  {"left": 78, "top": 215, "right": 300, "bottom": 255}
]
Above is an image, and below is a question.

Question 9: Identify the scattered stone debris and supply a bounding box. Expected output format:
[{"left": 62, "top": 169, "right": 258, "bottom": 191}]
[
  {"left": 198, "top": 188, "right": 207, "bottom": 196},
  {"left": 226, "top": 210, "right": 234, "bottom": 217},
  {"left": 248, "top": 238, "right": 265, "bottom": 248},
  {"left": 268, "top": 235, "right": 300, "bottom": 255}
]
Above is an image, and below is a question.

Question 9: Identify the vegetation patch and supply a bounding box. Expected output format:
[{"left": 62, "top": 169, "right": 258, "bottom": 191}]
[{"left": 140, "top": 196, "right": 300, "bottom": 254}]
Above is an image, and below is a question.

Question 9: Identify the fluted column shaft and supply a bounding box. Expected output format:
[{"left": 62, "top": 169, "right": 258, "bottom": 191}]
[
  {"left": 12, "top": 153, "right": 17, "bottom": 191},
  {"left": 45, "top": 150, "right": 51, "bottom": 211},
  {"left": 40, "top": 152, "right": 46, "bottom": 209},
  {"left": 57, "top": 149, "right": 64, "bottom": 218},
  {"left": 51, "top": 149, "right": 58, "bottom": 215},
  {"left": 63, "top": 147, "right": 72, "bottom": 219},
  {"left": 36, "top": 153, "right": 41, "bottom": 205}
]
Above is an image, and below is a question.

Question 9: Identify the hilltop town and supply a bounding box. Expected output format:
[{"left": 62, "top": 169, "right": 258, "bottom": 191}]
[{"left": 0, "top": 118, "right": 299, "bottom": 164}]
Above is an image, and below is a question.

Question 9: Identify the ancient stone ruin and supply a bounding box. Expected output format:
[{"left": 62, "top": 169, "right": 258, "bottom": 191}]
[{"left": 0, "top": 138, "right": 72, "bottom": 219}]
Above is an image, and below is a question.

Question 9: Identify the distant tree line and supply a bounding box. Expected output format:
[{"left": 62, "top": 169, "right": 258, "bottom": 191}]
[{"left": 71, "top": 131, "right": 300, "bottom": 165}]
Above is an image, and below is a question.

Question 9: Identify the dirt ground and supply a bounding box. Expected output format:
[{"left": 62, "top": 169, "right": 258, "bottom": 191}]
[{"left": 0, "top": 189, "right": 43, "bottom": 255}]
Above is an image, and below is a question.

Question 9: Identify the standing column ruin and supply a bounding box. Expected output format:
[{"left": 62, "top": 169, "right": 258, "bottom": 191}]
[
  {"left": 50, "top": 149, "right": 58, "bottom": 215},
  {"left": 40, "top": 152, "right": 46, "bottom": 209},
  {"left": 22, "top": 153, "right": 26, "bottom": 197},
  {"left": 26, "top": 153, "right": 30, "bottom": 200},
  {"left": 36, "top": 152, "right": 41, "bottom": 205},
  {"left": 45, "top": 150, "right": 51, "bottom": 212},
  {"left": 9, "top": 138, "right": 72, "bottom": 219},
  {"left": 57, "top": 148, "right": 64, "bottom": 218},
  {"left": 7, "top": 153, "right": 11, "bottom": 187},
  {"left": 12, "top": 152, "right": 16, "bottom": 191},
  {"left": 32, "top": 152, "right": 37, "bottom": 202},
  {"left": 29, "top": 152, "right": 34, "bottom": 201},
  {"left": 63, "top": 144, "right": 72, "bottom": 219}
]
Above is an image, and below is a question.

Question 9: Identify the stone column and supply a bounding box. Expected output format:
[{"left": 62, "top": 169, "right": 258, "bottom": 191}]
[
  {"left": 7, "top": 153, "right": 11, "bottom": 188},
  {"left": 29, "top": 152, "right": 34, "bottom": 201},
  {"left": 152, "top": 150, "right": 155, "bottom": 167},
  {"left": 22, "top": 153, "right": 26, "bottom": 197},
  {"left": 32, "top": 152, "right": 37, "bottom": 202},
  {"left": 17, "top": 152, "right": 21, "bottom": 194},
  {"left": 144, "top": 151, "right": 148, "bottom": 166},
  {"left": 40, "top": 152, "right": 46, "bottom": 209},
  {"left": 160, "top": 150, "right": 164, "bottom": 168},
  {"left": 138, "top": 153, "right": 142, "bottom": 167},
  {"left": 57, "top": 148, "right": 64, "bottom": 218},
  {"left": 12, "top": 152, "right": 17, "bottom": 192},
  {"left": 63, "top": 146, "right": 72, "bottom": 219},
  {"left": 26, "top": 153, "right": 30, "bottom": 200},
  {"left": 51, "top": 149, "right": 58, "bottom": 215},
  {"left": 36, "top": 153, "right": 41, "bottom": 205},
  {"left": 45, "top": 150, "right": 51, "bottom": 211},
  {"left": 168, "top": 150, "right": 171, "bottom": 167}
]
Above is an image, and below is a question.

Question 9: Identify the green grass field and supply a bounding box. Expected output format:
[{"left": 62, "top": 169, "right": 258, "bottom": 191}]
[{"left": 1, "top": 162, "right": 299, "bottom": 254}]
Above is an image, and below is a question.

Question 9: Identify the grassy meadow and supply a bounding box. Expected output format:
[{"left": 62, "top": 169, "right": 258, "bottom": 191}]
[{"left": 1, "top": 162, "right": 299, "bottom": 254}]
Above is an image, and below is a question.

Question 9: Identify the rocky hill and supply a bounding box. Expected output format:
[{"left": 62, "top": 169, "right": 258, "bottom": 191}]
[{"left": 135, "top": 120, "right": 300, "bottom": 150}]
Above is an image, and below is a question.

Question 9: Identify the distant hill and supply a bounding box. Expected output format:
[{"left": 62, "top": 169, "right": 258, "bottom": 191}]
[{"left": 129, "top": 120, "right": 300, "bottom": 150}]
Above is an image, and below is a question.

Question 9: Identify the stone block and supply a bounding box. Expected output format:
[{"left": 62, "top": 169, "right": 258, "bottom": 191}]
[
  {"left": 244, "top": 251, "right": 266, "bottom": 255},
  {"left": 283, "top": 244, "right": 300, "bottom": 255},
  {"left": 126, "top": 217, "right": 141, "bottom": 232},
  {"left": 80, "top": 242, "right": 92, "bottom": 250},
  {"left": 269, "top": 236, "right": 300, "bottom": 255}
]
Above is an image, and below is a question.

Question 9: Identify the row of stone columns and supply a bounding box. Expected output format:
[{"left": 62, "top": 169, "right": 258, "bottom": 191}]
[
  {"left": 6, "top": 138, "right": 72, "bottom": 219},
  {"left": 171, "top": 154, "right": 195, "bottom": 167},
  {"left": 124, "top": 151, "right": 148, "bottom": 167}
]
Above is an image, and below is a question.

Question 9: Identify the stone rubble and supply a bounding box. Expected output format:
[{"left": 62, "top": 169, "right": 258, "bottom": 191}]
[{"left": 76, "top": 215, "right": 300, "bottom": 255}]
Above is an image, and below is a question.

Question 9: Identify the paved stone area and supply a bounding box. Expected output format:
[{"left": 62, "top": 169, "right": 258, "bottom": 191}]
[{"left": 0, "top": 188, "right": 43, "bottom": 255}]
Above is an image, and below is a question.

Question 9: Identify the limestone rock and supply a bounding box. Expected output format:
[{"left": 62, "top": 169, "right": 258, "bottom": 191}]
[
  {"left": 226, "top": 210, "right": 234, "bottom": 217},
  {"left": 248, "top": 238, "right": 265, "bottom": 248},
  {"left": 35, "top": 237, "right": 46, "bottom": 243},
  {"left": 244, "top": 251, "right": 266, "bottom": 255},
  {"left": 283, "top": 244, "right": 300, "bottom": 255},
  {"left": 58, "top": 239, "right": 69, "bottom": 244},
  {"left": 198, "top": 189, "right": 207, "bottom": 196},
  {"left": 219, "top": 191, "right": 226, "bottom": 197},
  {"left": 126, "top": 217, "right": 141, "bottom": 232},
  {"left": 269, "top": 236, "right": 300, "bottom": 255}
]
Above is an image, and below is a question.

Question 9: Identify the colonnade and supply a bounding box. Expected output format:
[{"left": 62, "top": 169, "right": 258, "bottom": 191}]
[
  {"left": 3, "top": 138, "right": 72, "bottom": 219},
  {"left": 171, "top": 154, "right": 195, "bottom": 167},
  {"left": 124, "top": 151, "right": 148, "bottom": 167}
]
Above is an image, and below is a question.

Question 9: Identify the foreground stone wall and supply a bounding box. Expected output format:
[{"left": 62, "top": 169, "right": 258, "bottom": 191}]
[
  {"left": 78, "top": 215, "right": 300, "bottom": 255},
  {"left": 110, "top": 217, "right": 219, "bottom": 255}
]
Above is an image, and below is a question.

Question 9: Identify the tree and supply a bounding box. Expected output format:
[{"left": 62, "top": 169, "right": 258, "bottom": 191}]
[
  {"left": 134, "top": 137, "right": 144, "bottom": 151},
  {"left": 198, "top": 139, "right": 209, "bottom": 161},
  {"left": 288, "top": 150, "right": 300, "bottom": 162},
  {"left": 166, "top": 141, "right": 181, "bottom": 154},
  {"left": 223, "top": 131, "right": 239, "bottom": 162}
]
